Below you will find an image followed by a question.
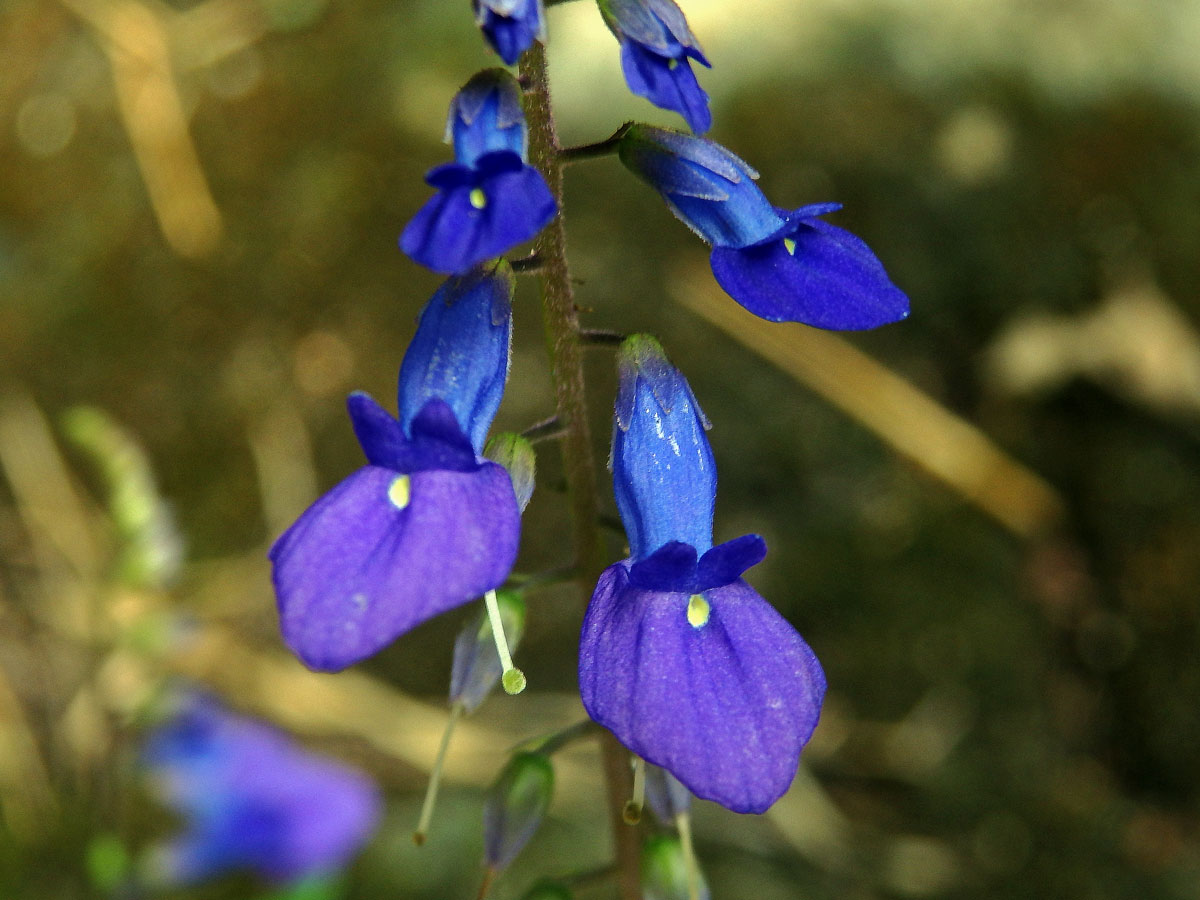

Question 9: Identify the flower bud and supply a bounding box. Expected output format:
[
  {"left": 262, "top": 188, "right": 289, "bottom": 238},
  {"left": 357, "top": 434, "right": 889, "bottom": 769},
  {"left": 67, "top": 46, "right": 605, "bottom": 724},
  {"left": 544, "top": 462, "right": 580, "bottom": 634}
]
[
  {"left": 484, "top": 432, "right": 536, "bottom": 512},
  {"left": 397, "top": 264, "right": 514, "bottom": 455},
  {"left": 612, "top": 334, "right": 715, "bottom": 560},
  {"left": 449, "top": 589, "right": 525, "bottom": 712},
  {"left": 619, "top": 124, "right": 786, "bottom": 248},
  {"left": 482, "top": 752, "right": 554, "bottom": 871},
  {"left": 642, "top": 834, "right": 710, "bottom": 900},
  {"left": 445, "top": 69, "right": 527, "bottom": 167}
]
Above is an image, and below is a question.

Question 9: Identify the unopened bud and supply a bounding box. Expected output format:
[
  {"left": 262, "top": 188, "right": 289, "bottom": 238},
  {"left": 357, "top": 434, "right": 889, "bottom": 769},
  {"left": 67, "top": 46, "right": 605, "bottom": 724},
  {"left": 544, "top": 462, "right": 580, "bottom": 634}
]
[
  {"left": 482, "top": 752, "right": 554, "bottom": 871},
  {"left": 450, "top": 590, "right": 525, "bottom": 712},
  {"left": 485, "top": 432, "right": 536, "bottom": 513},
  {"left": 642, "top": 834, "right": 710, "bottom": 900}
]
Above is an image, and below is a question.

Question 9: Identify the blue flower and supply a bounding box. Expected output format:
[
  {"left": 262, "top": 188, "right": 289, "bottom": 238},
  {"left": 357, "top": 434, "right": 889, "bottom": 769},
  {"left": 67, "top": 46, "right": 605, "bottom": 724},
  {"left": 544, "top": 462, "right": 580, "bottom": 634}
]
[
  {"left": 579, "top": 336, "right": 826, "bottom": 814},
  {"left": 474, "top": 0, "right": 545, "bottom": 66},
  {"left": 445, "top": 69, "right": 527, "bottom": 167},
  {"left": 599, "top": 0, "right": 712, "bottom": 134},
  {"left": 619, "top": 125, "right": 910, "bottom": 330},
  {"left": 401, "top": 74, "right": 555, "bottom": 275},
  {"left": 142, "top": 693, "right": 380, "bottom": 884},
  {"left": 271, "top": 266, "right": 522, "bottom": 672}
]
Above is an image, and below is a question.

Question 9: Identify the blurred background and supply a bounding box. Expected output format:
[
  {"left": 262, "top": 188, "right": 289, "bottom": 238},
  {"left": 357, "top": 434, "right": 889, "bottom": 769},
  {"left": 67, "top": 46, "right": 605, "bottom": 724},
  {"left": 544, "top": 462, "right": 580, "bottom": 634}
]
[{"left": 3, "top": 0, "right": 1200, "bottom": 897}]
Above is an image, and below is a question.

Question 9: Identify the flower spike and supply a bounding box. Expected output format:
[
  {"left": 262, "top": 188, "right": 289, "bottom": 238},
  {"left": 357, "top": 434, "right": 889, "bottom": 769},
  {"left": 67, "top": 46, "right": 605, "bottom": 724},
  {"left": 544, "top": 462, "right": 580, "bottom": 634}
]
[
  {"left": 619, "top": 125, "right": 910, "bottom": 330},
  {"left": 580, "top": 336, "right": 826, "bottom": 813},
  {"left": 599, "top": 0, "right": 712, "bottom": 133}
]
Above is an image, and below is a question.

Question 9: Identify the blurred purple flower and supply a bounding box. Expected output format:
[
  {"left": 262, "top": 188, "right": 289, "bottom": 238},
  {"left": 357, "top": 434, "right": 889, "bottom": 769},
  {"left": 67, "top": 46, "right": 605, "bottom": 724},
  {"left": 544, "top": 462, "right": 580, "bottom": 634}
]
[{"left": 142, "top": 694, "right": 380, "bottom": 884}]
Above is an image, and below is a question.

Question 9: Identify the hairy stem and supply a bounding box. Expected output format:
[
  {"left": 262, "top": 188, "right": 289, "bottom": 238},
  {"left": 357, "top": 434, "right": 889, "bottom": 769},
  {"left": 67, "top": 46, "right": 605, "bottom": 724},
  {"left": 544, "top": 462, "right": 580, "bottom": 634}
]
[
  {"left": 519, "top": 40, "right": 642, "bottom": 900},
  {"left": 560, "top": 123, "right": 632, "bottom": 165}
]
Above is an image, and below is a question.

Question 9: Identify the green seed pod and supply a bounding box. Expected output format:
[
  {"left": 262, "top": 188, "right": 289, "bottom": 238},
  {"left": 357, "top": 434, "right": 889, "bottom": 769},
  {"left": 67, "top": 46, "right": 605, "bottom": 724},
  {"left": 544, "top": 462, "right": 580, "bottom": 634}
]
[
  {"left": 642, "top": 833, "right": 710, "bottom": 900},
  {"left": 482, "top": 752, "right": 554, "bottom": 870}
]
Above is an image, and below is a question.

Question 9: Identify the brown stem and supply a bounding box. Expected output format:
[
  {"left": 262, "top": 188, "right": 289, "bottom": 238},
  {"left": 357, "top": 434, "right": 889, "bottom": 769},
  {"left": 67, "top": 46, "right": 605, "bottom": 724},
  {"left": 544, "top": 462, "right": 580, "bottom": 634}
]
[{"left": 519, "top": 40, "right": 642, "bottom": 900}]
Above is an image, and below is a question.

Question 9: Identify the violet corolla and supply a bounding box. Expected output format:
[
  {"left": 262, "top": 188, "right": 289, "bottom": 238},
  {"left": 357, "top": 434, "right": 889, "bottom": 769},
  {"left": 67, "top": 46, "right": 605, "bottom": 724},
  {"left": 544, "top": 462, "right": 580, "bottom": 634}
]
[
  {"left": 401, "top": 70, "right": 555, "bottom": 275},
  {"left": 579, "top": 335, "right": 826, "bottom": 814},
  {"left": 142, "top": 693, "right": 380, "bottom": 884},
  {"left": 271, "top": 265, "right": 521, "bottom": 672},
  {"left": 619, "top": 124, "right": 910, "bottom": 330}
]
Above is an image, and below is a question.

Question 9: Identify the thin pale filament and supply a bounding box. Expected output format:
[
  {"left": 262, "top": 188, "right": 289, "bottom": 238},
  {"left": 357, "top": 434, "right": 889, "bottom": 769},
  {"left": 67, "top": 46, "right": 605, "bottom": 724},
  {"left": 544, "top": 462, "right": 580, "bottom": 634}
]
[
  {"left": 623, "top": 756, "right": 646, "bottom": 824},
  {"left": 413, "top": 702, "right": 463, "bottom": 845},
  {"left": 484, "top": 589, "right": 526, "bottom": 694},
  {"left": 676, "top": 811, "right": 701, "bottom": 900}
]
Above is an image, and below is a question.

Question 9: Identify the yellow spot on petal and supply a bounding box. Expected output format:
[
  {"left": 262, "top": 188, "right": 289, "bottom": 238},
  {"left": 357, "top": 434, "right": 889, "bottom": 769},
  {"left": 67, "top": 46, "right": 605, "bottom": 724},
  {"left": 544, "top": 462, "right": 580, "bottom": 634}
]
[
  {"left": 469, "top": 187, "right": 487, "bottom": 209},
  {"left": 388, "top": 474, "right": 411, "bottom": 509},
  {"left": 687, "top": 594, "right": 710, "bottom": 628},
  {"left": 668, "top": 58, "right": 679, "bottom": 70},
  {"left": 783, "top": 237, "right": 797, "bottom": 256}
]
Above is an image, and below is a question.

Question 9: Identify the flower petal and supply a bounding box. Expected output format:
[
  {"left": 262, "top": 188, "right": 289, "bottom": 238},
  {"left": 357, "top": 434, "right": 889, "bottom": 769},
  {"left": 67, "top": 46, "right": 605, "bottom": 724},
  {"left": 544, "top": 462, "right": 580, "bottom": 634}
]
[
  {"left": 580, "top": 564, "right": 826, "bottom": 813},
  {"left": 709, "top": 217, "right": 910, "bottom": 329},
  {"left": 271, "top": 464, "right": 520, "bottom": 671},
  {"left": 620, "top": 42, "right": 711, "bottom": 134},
  {"left": 347, "top": 392, "right": 407, "bottom": 469},
  {"left": 612, "top": 337, "right": 716, "bottom": 560},
  {"left": 628, "top": 540, "right": 698, "bottom": 591},
  {"left": 475, "top": 0, "right": 544, "bottom": 65},
  {"left": 695, "top": 533, "right": 766, "bottom": 589},
  {"left": 400, "top": 163, "right": 556, "bottom": 275},
  {"left": 347, "top": 395, "right": 477, "bottom": 473},
  {"left": 396, "top": 269, "right": 513, "bottom": 454}
]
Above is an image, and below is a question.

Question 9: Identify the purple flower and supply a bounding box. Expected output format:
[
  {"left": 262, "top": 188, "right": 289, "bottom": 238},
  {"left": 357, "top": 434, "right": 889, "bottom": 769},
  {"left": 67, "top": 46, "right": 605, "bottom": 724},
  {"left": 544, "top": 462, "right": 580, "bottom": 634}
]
[
  {"left": 619, "top": 124, "right": 909, "bottom": 330},
  {"left": 599, "top": 0, "right": 712, "bottom": 134},
  {"left": 400, "top": 153, "right": 556, "bottom": 276},
  {"left": 142, "top": 693, "right": 380, "bottom": 884},
  {"left": 710, "top": 203, "right": 911, "bottom": 329},
  {"left": 579, "top": 336, "right": 825, "bottom": 814},
  {"left": 271, "top": 267, "right": 521, "bottom": 672},
  {"left": 474, "top": 0, "right": 545, "bottom": 66},
  {"left": 401, "top": 71, "right": 555, "bottom": 275}
]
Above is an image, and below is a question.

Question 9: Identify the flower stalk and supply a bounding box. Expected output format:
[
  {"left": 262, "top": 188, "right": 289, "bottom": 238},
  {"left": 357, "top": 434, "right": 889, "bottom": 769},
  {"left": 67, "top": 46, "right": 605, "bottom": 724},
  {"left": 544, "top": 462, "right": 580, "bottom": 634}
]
[
  {"left": 519, "top": 40, "right": 642, "bottom": 900},
  {"left": 560, "top": 123, "right": 632, "bottom": 165}
]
